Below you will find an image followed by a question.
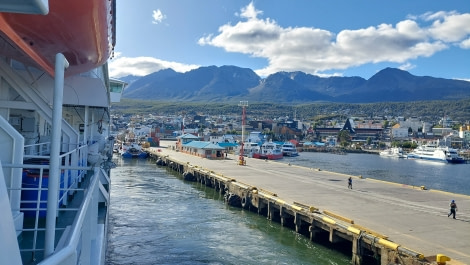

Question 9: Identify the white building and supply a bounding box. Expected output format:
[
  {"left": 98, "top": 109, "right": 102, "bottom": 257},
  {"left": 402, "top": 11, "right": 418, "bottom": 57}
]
[
  {"left": 391, "top": 127, "right": 409, "bottom": 138},
  {"left": 133, "top": 125, "right": 151, "bottom": 137},
  {"left": 210, "top": 135, "right": 237, "bottom": 144},
  {"left": 399, "top": 117, "right": 421, "bottom": 133},
  {"left": 432, "top": 128, "right": 453, "bottom": 136},
  {"left": 459, "top": 125, "right": 470, "bottom": 141}
]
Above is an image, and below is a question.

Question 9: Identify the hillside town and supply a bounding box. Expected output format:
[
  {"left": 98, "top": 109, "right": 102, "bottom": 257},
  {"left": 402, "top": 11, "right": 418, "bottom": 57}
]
[{"left": 111, "top": 111, "right": 470, "bottom": 156}]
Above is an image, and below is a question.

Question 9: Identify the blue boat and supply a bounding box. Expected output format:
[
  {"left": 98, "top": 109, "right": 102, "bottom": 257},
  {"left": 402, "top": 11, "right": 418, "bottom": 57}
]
[
  {"left": 120, "top": 136, "right": 148, "bottom": 158},
  {"left": 121, "top": 146, "right": 149, "bottom": 158}
]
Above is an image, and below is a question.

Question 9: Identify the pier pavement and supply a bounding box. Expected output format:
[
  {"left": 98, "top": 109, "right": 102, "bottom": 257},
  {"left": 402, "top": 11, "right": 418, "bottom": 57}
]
[{"left": 147, "top": 146, "right": 470, "bottom": 264}]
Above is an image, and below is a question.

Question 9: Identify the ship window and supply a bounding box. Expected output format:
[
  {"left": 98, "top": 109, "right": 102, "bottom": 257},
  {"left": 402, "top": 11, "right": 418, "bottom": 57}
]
[{"left": 110, "top": 83, "right": 123, "bottom": 93}]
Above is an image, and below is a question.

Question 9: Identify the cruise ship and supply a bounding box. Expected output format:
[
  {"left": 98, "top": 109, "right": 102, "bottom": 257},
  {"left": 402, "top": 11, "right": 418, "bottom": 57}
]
[
  {"left": 0, "top": 1, "right": 121, "bottom": 264},
  {"left": 407, "top": 145, "right": 465, "bottom": 164}
]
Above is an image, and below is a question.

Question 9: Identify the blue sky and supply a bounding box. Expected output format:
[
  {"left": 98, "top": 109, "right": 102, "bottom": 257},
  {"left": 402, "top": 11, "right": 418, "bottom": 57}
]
[{"left": 109, "top": 1, "right": 470, "bottom": 81}]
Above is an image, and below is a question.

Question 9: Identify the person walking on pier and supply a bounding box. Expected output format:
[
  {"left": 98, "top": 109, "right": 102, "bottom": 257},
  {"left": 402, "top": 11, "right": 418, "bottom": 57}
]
[
  {"left": 348, "top": 177, "right": 352, "bottom": 189},
  {"left": 448, "top": 200, "right": 458, "bottom": 219}
]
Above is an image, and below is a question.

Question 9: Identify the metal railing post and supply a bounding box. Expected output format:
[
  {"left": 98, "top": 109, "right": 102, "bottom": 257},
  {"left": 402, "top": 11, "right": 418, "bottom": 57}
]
[{"left": 44, "top": 53, "right": 69, "bottom": 257}]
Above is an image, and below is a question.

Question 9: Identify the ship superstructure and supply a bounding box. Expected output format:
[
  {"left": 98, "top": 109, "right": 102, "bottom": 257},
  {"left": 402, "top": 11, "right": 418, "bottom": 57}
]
[{"left": 0, "top": 1, "right": 120, "bottom": 264}]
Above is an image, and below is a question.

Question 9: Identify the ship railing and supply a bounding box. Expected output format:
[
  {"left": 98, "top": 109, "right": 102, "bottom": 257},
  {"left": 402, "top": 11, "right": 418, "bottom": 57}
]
[
  {"left": 24, "top": 142, "right": 51, "bottom": 156},
  {"left": 22, "top": 144, "right": 90, "bottom": 206},
  {"left": 5, "top": 143, "right": 96, "bottom": 263},
  {"left": 38, "top": 166, "right": 109, "bottom": 265}
]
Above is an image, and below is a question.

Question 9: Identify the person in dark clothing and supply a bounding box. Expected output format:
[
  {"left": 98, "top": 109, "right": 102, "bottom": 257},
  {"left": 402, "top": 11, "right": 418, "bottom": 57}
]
[
  {"left": 448, "top": 200, "right": 458, "bottom": 219},
  {"left": 348, "top": 177, "right": 352, "bottom": 189}
]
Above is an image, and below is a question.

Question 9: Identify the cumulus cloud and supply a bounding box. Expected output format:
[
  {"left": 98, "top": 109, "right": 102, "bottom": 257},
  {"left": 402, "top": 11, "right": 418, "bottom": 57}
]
[
  {"left": 239, "top": 2, "right": 262, "bottom": 20},
  {"left": 152, "top": 9, "right": 166, "bottom": 24},
  {"left": 198, "top": 3, "right": 470, "bottom": 76},
  {"left": 108, "top": 54, "right": 199, "bottom": 78},
  {"left": 427, "top": 12, "right": 470, "bottom": 42},
  {"left": 460, "top": 38, "right": 470, "bottom": 49}
]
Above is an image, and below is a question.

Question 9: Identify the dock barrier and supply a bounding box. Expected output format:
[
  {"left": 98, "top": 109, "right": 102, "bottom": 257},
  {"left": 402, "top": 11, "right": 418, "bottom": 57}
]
[{"left": 147, "top": 148, "right": 433, "bottom": 265}]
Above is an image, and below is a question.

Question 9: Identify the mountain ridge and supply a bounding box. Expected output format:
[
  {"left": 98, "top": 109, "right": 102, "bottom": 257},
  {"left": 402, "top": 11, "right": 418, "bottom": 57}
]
[{"left": 121, "top": 66, "right": 470, "bottom": 103}]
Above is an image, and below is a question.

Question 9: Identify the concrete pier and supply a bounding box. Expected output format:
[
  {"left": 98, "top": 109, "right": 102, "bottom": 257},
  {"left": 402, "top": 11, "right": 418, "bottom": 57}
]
[{"left": 146, "top": 146, "right": 470, "bottom": 265}]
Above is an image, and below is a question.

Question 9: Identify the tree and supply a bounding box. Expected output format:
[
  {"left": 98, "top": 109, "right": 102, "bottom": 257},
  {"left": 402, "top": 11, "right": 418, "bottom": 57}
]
[
  {"left": 402, "top": 141, "right": 417, "bottom": 149},
  {"left": 366, "top": 137, "right": 372, "bottom": 145},
  {"left": 337, "top": 130, "right": 351, "bottom": 147},
  {"left": 391, "top": 140, "right": 400, "bottom": 147},
  {"left": 452, "top": 123, "right": 462, "bottom": 130}
]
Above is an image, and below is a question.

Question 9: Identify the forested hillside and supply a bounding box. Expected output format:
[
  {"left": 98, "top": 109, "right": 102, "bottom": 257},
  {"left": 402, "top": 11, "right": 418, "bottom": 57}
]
[{"left": 111, "top": 99, "right": 470, "bottom": 122}]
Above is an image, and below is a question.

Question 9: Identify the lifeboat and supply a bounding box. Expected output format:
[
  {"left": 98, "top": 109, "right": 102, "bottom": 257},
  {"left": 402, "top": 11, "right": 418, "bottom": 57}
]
[{"left": 0, "top": 0, "right": 115, "bottom": 76}]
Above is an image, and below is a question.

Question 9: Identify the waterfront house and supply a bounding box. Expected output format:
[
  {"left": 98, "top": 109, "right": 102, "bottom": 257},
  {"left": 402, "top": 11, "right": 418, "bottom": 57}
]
[
  {"left": 176, "top": 133, "right": 200, "bottom": 150},
  {"left": 218, "top": 142, "right": 239, "bottom": 154},
  {"left": 181, "top": 141, "right": 226, "bottom": 159}
]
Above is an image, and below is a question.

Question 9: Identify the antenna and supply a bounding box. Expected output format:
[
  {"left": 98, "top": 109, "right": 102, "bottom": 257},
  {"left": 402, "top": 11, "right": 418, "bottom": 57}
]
[{"left": 238, "top": 101, "right": 248, "bottom": 165}]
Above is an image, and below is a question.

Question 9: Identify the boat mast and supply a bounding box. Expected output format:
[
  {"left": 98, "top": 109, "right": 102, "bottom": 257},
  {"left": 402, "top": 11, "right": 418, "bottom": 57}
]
[{"left": 238, "top": 101, "right": 248, "bottom": 165}]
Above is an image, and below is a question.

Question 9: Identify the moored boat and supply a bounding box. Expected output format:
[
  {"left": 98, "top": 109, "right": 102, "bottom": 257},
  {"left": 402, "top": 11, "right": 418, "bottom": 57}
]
[
  {"left": 379, "top": 147, "right": 405, "bottom": 158},
  {"left": 253, "top": 140, "right": 283, "bottom": 160},
  {"left": 238, "top": 141, "right": 261, "bottom": 158},
  {"left": 120, "top": 143, "right": 148, "bottom": 158},
  {"left": 120, "top": 133, "right": 148, "bottom": 158},
  {"left": 281, "top": 141, "right": 299, "bottom": 157},
  {"left": 407, "top": 145, "right": 465, "bottom": 164}
]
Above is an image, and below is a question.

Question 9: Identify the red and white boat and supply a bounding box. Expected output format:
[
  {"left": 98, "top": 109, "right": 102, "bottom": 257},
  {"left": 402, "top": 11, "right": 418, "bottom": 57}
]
[{"left": 253, "top": 140, "right": 284, "bottom": 160}]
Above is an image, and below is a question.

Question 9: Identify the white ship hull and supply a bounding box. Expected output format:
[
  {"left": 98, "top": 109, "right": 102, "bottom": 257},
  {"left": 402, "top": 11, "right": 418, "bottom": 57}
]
[
  {"left": 379, "top": 147, "right": 405, "bottom": 158},
  {"left": 407, "top": 145, "right": 465, "bottom": 164}
]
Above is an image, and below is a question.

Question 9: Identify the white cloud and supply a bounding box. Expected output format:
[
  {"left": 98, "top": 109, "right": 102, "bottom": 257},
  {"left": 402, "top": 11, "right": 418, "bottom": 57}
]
[
  {"left": 460, "top": 38, "right": 470, "bottom": 49},
  {"left": 108, "top": 55, "right": 199, "bottom": 78},
  {"left": 199, "top": 3, "right": 470, "bottom": 77},
  {"left": 239, "top": 2, "right": 262, "bottom": 20},
  {"left": 427, "top": 12, "right": 470, "bottom": 42},
  {"left": 152, "top": 9, "right": 166, "bottom": 24},
  {"left": 398, "top": 62, "right": 416, "bottom": 71},
  {"left": 419, "top": 11, "right": 456, "bottom": 21}
]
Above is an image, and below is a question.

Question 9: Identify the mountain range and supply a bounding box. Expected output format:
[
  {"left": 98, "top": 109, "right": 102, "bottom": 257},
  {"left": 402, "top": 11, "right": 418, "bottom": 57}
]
[{"left": 120, "top": 66, "right": 470, "bottom": 103}]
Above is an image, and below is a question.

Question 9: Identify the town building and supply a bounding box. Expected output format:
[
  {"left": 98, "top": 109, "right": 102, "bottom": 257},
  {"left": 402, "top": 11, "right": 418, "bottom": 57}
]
[
  {"left": 176, "top": 134, "right": 226, "bottom": 159},
  {"left": 315, "top": 118, "right": 383, "bottom": 144}
]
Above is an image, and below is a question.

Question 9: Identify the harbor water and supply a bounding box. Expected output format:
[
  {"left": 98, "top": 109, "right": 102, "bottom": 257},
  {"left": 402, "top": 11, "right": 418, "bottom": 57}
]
[
  {"left": 106, "top": 157, "right": 351, "bottom": 265},
  {"left": 281, "top": 152, "right": 470, "bottom": 196},
  {"left": 106, "top": 151, "right": 469, "bottom": 265}
]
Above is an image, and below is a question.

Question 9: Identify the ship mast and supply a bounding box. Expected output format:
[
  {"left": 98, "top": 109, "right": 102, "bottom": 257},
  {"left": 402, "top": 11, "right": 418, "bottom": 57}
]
[{"left": 238, "top": 101, "right": 248, "bottom": 165}]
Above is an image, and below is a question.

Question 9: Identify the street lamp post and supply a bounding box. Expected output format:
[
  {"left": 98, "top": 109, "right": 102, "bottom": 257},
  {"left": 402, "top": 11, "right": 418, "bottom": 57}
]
[{"left": 238, "top": 101, "right": 248, "bottom": 165}]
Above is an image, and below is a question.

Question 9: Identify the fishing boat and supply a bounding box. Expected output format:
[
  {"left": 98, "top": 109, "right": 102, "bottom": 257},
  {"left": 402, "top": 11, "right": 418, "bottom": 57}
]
[
  {"left": 253, "top": 140, "right": 284, "bottom": 160},
  {"left": 0, "top": 1, "right": 118, "bottom": 264},
  {"left": 120, "top": 133, "right": 148, "bottom": 158},
  {"left": 281, "top": 141, "right": 299, "bottom": 157},
  {"left": 379, "top": 147, "right": 405, "bottom": 158},
  {"left": 407, "top": 145, "right": 465, "bottom": 164}
]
